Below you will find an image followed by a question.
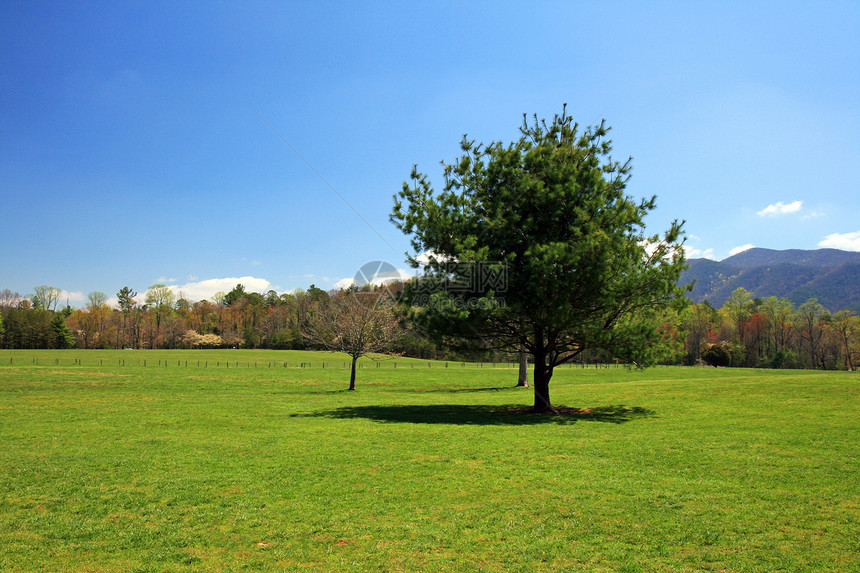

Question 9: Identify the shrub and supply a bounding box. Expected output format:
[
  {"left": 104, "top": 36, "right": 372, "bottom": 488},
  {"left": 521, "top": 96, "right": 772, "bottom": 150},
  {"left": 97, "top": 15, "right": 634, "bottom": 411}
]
[{"left": 701, "top": 344, "right": 731, "bottom": 367}]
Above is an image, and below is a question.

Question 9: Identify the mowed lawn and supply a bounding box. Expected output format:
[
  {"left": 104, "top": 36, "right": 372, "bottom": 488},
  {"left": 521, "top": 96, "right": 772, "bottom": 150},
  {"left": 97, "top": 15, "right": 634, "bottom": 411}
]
[{"left": 0, "top": 350, "right": 857, "bottom": 572}]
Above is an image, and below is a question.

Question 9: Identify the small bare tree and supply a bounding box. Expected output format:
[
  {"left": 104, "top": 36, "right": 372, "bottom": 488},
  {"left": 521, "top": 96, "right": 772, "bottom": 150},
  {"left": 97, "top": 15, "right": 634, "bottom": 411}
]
[
  {"left": 304, "top": 288, "right": 401, "bottom": 391},
  {"left": 0, "top": 289, "right": 22, "bottom": 310}
]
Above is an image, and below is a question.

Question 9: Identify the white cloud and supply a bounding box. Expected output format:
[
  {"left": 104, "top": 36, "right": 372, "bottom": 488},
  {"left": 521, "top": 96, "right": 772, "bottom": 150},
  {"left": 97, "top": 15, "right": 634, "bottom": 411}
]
[
  {"left": 332, "top": 267, "right": 415, "bottom": 291},
  {"left": 59, "top": 290, "right": 85, "bottom": 304},
  {"left": 757, "top": 200, "right": 803, "bottom": 217},
  {"left": 729, "top": 243, "right": 755, "bottom": 256},
  {"left": 414, "top": 251, "right": 435, "bottom": 266},
  {"left": 818, "top": 230, "right": 860, "bottom": 251},
  {"left": 677, "top": 235, "right": 714, "bottom": 260},
  {"left": 397, "top": 268, "right": 417, "bottom": 281},
  {"left": 167, "top": 276, "right": 272, "bottom": 302},
  {"left": 683, "top": 245, "right": 715, "bottom": 260},
  {"left": 801, "top": 210, "right": 825, "bottom": 220},
  {"left": 414, "top": 250, "right": 453, "bottom": 266},
  {"left": 639, "top": 239, "right": 686, "bottom": 261}
]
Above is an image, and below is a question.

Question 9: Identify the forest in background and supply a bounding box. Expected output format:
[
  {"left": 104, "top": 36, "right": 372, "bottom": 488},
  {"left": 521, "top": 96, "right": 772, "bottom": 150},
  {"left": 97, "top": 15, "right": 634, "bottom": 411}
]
[{"left": 1, "top": 281, "right": 857, "bottom": 371}]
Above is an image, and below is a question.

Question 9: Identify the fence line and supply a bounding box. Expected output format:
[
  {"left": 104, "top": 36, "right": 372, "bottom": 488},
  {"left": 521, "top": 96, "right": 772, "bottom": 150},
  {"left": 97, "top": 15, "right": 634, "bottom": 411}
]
[{"left": 4, "top": 355, "right": 628, "bottom": 370}]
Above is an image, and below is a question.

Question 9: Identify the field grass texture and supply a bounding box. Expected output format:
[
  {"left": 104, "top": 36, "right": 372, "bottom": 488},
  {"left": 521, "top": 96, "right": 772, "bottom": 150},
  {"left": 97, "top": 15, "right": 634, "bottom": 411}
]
[{"left": 1, "top": 350, "right": 857, "bottom": 572}]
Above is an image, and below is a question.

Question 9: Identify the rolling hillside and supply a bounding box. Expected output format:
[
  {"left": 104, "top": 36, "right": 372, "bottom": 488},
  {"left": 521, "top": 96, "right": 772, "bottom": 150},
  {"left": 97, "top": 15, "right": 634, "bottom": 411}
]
[{"left": 680, "top": 248, "right": 860, "bottom": 312}]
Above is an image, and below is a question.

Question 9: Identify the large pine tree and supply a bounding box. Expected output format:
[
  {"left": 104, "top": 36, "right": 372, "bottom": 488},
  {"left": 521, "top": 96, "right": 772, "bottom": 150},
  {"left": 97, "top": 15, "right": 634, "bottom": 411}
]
[{"left": 392, "top": 106, "right": 689, "bottom": 411}]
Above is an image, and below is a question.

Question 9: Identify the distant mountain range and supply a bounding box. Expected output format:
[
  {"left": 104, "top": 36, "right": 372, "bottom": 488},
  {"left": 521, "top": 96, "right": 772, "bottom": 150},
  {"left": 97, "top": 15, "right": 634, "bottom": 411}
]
[{"left": 679, "top": 248, "right": 860, "bottom": 313}]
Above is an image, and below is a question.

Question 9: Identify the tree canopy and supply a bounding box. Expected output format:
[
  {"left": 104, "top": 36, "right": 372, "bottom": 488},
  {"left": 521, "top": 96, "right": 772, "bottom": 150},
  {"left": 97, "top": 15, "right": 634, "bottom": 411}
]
[{"left": 392, "top": 106, "right": 689, "bottom": 411}]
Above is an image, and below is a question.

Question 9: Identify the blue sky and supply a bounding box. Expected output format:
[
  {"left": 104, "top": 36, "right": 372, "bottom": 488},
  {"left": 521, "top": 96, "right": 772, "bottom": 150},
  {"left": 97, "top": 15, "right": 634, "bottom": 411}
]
[{"left": 2, "top": 1, "right": 858, "bottom": 305}]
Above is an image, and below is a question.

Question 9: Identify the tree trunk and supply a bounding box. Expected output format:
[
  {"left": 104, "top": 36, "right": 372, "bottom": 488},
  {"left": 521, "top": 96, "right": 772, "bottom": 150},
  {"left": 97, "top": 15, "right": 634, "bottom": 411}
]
[
  {"left": 348, "top": 355, "right": 358, "bottom": 391},
  {"left": 516, "top": 350, "right": 529, "bottom": 387},
  {"left": 532, "top": 349, "right": 553, "bottom": 412},
  {"left": 533, "top": 367, "right": 552, "bottom": 412}
]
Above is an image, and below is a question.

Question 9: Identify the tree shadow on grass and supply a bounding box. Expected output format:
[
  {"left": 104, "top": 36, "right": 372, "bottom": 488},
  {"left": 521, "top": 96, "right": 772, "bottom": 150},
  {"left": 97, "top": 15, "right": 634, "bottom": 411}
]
[
  {"left": 293, "top": 404, "right": 655, "bottom": 426},
  {"left": 442, "top": 386, "right": 514, "bottom": 393},
  {"left": 300, "top": 386, "right": 515, "bottom": 396}
]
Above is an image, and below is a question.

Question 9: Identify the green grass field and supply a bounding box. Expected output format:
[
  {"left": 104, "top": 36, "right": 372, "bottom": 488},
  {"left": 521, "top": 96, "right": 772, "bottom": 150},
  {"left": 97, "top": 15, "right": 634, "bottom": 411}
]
[{"left": 1, "top": 350, "right": 857, "bottom": 572}]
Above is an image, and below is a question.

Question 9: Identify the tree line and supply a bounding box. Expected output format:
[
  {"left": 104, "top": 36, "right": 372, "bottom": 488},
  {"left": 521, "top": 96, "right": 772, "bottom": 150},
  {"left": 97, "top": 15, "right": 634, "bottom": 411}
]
[
  {"left": 0, "top": 284, "right": 442, "bottom": 359},
  {"left": 0, "top": 284, "right": 856, "bottom": 371},
  {"left": 672, "top": 287, "right": 858, "bottom": 371}
]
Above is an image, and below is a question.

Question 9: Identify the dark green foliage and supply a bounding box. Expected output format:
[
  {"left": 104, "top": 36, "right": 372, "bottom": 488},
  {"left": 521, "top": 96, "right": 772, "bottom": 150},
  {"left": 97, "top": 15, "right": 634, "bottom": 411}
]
[
  {"left": 306, "top": 284, "right": 328, "bottom": 300},
  {"left": 770, "top": 349, "right": 787, "bottom": 369},
  {"left": 223, "top": 284, "right": 248, "bottom": 306},
  {"left": 268, "top": 329, "right": 303, "bottom": 349},
  {"left": 264, "top": 290, "right": 283, "bottom": 307},
  {"left": 1, "top": 306, "right": 70, "bottom": 349},
  {"left": 701, "top": 345, "right": 731, "bottom": 367},
  {"left": 392, "top": 106, "right": 688, "bottom": 410},
  {"left": 116, "top": 287, "right": 137, "bottom": 311},
  {"left": 51, "top": 313, "right": 76, "bottom": 349}
]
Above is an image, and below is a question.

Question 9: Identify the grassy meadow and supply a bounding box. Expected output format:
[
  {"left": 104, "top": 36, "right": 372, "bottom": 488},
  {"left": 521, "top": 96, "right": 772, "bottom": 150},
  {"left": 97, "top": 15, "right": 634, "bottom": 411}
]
[{"left": 0, "top": 349, "right": 857, "bottom": 572}]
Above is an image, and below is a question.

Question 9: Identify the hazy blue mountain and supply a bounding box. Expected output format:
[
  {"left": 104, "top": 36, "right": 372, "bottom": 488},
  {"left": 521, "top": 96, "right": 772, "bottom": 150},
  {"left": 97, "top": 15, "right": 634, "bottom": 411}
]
[
  {"left": 680, "top": 248, "right": 860, "bottom": 312},
  {"left": 721, "top": 248, "right": 860, "bottom": 269}
]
